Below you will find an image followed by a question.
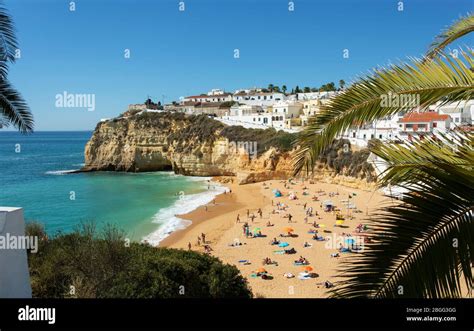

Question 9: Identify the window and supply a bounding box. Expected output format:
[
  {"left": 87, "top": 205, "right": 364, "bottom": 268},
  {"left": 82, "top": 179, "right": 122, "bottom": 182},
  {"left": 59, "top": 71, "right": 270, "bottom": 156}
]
[
  {"left": 455, "top": 117, "right": 459, "bottom": 123},
  {"left": 433, "top": 122, "right": 437, "bottom": 128},
  {"left": 352, "top": 132, "right": 356, "bottom": 138},
  {"left": 379, "top": 134, "right": 382, "bottom": 139}
]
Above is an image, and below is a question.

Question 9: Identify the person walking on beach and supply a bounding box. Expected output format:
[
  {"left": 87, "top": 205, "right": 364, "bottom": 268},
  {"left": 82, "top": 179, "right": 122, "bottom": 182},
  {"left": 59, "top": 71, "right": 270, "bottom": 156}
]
[
  {"left": 288, "top": 214, "right": 293, "bottom": 223},
  {"left": 188, "top": 242, "right": 191, "bottom": 250},
  {"left": 201, "top": 233, "right": 206, "bottom": 244},
  {"left": 247, "top": 209, "right": 250, "bottom": 218},
  {"left": 258, "top": 208, "right": 262, "bottom": 218},
  {"left": 250, "top": 214, "right": 256, "bottom": 223},
  {"left": 236, "top": 214, "right": 240, "bottom": 224},
  {"left": 197, "top": 237, "right": 201, "bottom": 246}
]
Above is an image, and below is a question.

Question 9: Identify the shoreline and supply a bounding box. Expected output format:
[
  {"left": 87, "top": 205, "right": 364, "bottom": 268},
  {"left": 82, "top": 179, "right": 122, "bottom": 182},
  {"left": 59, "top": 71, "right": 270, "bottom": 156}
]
[{"left": 160, "top": 179, "right": 270, "bottom": 250}]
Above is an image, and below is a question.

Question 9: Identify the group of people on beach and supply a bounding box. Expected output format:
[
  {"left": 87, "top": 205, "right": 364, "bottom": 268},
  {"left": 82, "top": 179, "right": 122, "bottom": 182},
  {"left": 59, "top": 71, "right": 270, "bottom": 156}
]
[{"left": 228, "top": 178, "right": 369, "bottom": 294}]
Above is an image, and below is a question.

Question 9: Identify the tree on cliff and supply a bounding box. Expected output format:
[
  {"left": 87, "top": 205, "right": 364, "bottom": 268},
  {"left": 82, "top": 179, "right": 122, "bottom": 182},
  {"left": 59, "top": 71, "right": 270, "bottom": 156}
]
[
  {"left": 0, "top": 4, "right": 33, "bottom": 133},
  {"left": 294, "top": 14, "right": 474, "bottom": 298},
  {"left": 26, "top": 222, "right": 253, "bottom": 298}
]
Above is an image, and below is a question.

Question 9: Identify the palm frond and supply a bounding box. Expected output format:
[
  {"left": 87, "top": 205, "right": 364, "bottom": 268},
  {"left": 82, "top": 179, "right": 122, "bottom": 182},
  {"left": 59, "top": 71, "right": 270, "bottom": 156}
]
[
  {"left": 331, "top": 133, "right": 474, "bottom": 298},
  {"left": 426, "top": 13, "right": 474, "bottom": 60},
  {"left": 0, "top": 4, "right": 18, "bottom": 78},
  {"left": 371, "top": 132, "right": 474, "bottom": 187},
  {"left": 0, "top": 80, "right": 33, "bottom": 133},
  {"left": 293, "top": 50, "right": 474, "bottom": 175}
]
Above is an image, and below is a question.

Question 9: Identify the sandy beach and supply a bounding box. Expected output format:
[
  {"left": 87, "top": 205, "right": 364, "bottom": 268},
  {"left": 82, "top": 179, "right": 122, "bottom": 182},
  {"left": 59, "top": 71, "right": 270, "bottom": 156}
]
[{"left": 162, "top": 178, "right": 388, "bottom": 298}]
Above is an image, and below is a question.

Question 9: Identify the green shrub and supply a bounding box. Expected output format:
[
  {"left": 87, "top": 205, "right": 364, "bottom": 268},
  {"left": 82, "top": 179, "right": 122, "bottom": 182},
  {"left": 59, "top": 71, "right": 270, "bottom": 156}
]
[
  {"left": 27, "top": 222, "right": 252, "bottom": 298},
  {"left": 318, "top": 139, "right": 376, "bottom": 182}
]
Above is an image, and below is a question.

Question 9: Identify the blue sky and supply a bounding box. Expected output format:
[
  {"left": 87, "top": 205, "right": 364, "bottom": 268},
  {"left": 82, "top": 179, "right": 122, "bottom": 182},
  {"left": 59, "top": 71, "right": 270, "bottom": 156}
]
[{"left": 4, "top": 0, "right": 473, "bottom": 131}]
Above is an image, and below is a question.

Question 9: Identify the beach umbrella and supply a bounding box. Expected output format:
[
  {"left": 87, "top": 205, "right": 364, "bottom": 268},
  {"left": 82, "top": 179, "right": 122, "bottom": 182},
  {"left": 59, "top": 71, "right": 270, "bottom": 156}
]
[
  {"left": 278, "top": 242, "right": 289, "bottom": 247},
  {"left": 253, "top": 227, "right": 261, "bottom": 232},
  {"left": 283, "top": 227, "right": 294, "bottom": 233},
  {"left": 302, "top": 266, "right": 313, "bottom": 272},
  {"left": 345, "top": 238, "right": 355, "bottom": 245},
  {"left": 256, "top": 267, "right": 267, "bottom": 273}
]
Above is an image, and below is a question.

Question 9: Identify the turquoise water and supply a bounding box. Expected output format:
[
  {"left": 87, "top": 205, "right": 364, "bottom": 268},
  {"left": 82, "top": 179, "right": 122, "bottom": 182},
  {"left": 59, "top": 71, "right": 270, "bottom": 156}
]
[{"left": 0, "top": 131, "right": 214, "bottom": 242}]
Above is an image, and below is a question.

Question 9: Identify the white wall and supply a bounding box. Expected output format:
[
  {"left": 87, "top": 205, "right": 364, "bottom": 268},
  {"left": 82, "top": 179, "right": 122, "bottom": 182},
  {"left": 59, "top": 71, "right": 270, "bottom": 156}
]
[{"left": 0, "top": 207, "right": 32, "bottom": 298}]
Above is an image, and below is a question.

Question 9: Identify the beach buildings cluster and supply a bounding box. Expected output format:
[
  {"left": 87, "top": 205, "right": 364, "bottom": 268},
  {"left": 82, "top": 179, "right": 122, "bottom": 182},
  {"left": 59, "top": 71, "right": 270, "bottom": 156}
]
[{"left": 130, "top": 88, "right": 474, "bottom": 142}]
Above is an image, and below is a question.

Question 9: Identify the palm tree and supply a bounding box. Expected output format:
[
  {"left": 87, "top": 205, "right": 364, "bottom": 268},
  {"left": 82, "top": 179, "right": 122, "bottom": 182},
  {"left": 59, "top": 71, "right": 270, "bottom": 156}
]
[
  {"left": 0, "top": 5, "right": 32, "bottom": 133},
  {"left": 339, "top": 79, "right": 345, "bottom": 90},
  {"left": 268, "top": 84, "right": 274, "bottom": 92},
  {"left": 282, "top": 85, "right": 287, "bottom": 94},
  {"left": 293, "top": 13, "right": 474, "bottom": 298}
]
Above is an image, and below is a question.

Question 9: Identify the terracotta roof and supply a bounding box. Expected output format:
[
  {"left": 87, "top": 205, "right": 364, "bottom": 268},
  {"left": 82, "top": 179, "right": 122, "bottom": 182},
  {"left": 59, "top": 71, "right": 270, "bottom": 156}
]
[
  {"left": 400, "top": 112, "right": 450, "bottom": 123},
  {"left": 186, "top": 94, "right": 231, "bottom": 99}
]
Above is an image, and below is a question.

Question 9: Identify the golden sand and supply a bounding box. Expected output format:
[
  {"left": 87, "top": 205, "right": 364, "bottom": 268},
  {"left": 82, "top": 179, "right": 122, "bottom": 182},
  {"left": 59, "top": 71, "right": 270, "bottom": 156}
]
[{"left": 161, "top": 178, "right": 388, "bottom": 298}]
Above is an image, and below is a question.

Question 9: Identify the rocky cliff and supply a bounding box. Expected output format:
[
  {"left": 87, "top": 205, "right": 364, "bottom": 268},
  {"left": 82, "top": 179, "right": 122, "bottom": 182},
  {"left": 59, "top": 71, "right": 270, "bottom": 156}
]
[
  {"left": 82, "top": 112, "right": 376, "bottom": 184},
  {"left": 82, "top": 112, "right": 295, "bottom": 184}
]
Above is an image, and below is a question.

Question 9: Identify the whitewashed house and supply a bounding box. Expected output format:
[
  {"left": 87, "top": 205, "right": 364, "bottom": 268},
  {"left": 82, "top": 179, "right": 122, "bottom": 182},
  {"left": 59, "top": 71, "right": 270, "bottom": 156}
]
[
  {"left": 398, "top": 112, "right": 451, "bottom": 141},
  {"left": 183, "top": 93, "right": 233, "bottom": 103},
  {"left": 232, "top": 91, "right": 285, "bottom": 107},
  {"left": 437, "top": 100, "right": 474, "bottom": 128},
  {"left": 272, "top": 100, "right": 303, "bottom": 119}
]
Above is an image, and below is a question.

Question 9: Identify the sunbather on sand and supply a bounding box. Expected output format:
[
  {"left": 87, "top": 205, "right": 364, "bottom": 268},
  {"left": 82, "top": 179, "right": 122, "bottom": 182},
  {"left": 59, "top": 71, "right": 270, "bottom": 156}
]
[{"left": 270, "top": 237, "right": 280, "bottom": 245}]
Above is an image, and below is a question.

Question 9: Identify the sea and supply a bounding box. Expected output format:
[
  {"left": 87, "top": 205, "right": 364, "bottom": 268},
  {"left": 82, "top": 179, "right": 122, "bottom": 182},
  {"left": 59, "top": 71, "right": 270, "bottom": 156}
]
[{"left": 0, "top": 131, "right": 225, "bottom": 245}]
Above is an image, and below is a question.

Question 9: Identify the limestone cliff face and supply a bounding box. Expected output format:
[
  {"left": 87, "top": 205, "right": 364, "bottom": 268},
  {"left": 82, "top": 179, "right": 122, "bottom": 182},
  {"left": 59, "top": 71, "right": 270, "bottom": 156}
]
[{"left": 82, "top": 113, "right": 294, "bottom": 183}]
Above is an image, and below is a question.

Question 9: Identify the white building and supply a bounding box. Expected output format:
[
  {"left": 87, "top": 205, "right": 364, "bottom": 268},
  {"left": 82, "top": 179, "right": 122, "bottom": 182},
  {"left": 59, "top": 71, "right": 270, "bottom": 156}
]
[
  {"left": 232, "top": 91, "right": 286, "bottom": 107},
  {"left": 398, "top": 112, "right": 451, "bottom": 141},
  {"left": 437, "top": 100, "right": 474, "bottom": 128},
  {"left": 0, "top": 207, "right": 32, "bottom": 298},
  {"left": 272, "top": 100, "right": 303, "bottom": 119},
  {"left": 223, "top": 104, "right": 288, "bottom": 129},
  {"left": 207, "top": 88, "right": 225, "bottom": 96},
  {"left": 183, "top": 93, "right": 233, "bottom": 103}
]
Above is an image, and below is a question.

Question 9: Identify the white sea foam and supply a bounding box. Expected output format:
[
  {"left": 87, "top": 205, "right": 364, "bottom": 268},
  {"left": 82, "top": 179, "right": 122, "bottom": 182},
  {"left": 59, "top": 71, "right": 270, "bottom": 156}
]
[
  {"left": 142, "top": 179, "right": 227, "bottom": 246},
  {"left": 45, "top": 169, "right": 79, "bottom": 175}
]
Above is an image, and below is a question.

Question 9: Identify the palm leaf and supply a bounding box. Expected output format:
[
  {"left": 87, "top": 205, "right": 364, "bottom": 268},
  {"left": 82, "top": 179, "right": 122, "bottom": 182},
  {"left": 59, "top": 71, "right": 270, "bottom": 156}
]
[
  {"left": 0, "top": 4, "right": 18, "bottom": 78},
  {"left": 330, "top": 133, "right": 473, "bottom": 298},
  {"left": 0, "top": 80, "right": 33, "bottom": 133},
  {"left": 425, "top": 13, "right": 474, "bottom": 60},
  {"left": 293, "top": 50, "right": 474, "bottom": 175},
  {"left": 371, "top": 132, "right": 473, "bottom": 187}
]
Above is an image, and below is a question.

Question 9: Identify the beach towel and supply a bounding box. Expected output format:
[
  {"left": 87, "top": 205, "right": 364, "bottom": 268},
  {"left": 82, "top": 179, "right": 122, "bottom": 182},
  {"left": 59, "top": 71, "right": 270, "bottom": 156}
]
[
  {"left": 293, "top": 262, "right": 309, "bottom": 266},
  {"left": 273, "top": 250, "right": 285, "bottom": 254}
]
